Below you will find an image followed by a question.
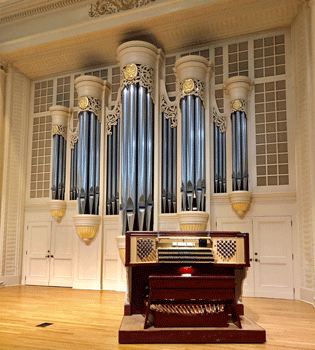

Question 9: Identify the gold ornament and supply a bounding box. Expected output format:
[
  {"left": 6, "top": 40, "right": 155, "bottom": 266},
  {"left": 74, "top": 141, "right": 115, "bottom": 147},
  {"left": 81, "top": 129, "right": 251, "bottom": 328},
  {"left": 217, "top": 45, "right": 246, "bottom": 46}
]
[
  {"left": 183, "top": 79, "right": 195, "bottom": 93},
  {"left": 232, "top": 99, "right": 243, "bottom": 111},
  {"left": 78, "top": 96, "right": 89, "bottom": 109},
  {"left": 52, "top": 125, "right": 59, "bottom": 135},
  {"left": 124, "top": 63, "right": 138, "bottom": 80}
]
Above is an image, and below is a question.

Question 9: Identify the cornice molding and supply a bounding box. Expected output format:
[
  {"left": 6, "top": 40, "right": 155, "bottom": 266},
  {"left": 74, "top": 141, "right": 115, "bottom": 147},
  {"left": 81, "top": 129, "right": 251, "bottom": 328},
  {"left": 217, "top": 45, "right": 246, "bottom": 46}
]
[{"left": 0, "top": 0, "right": 86, "bottom": 24}]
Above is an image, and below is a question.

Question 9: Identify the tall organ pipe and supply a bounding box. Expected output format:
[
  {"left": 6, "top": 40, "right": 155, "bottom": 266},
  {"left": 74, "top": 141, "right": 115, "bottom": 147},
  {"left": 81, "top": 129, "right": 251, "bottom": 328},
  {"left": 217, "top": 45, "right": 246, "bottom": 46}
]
[
  {"left": 120, "top": 83, "right": 154, "bottom": 233},
  {"left": 50, "top": 106, "right": 71, "bottom": 201}
]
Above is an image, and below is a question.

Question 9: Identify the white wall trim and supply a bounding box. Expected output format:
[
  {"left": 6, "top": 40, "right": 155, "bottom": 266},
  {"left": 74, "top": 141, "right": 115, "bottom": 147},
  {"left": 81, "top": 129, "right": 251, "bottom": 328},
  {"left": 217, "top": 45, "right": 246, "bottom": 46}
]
[
  {"left": 0, "top": 275, "right": 21, "bottom": 286},
  {"left": 300, "top": 287, "right": 315, "bottom": 306}
]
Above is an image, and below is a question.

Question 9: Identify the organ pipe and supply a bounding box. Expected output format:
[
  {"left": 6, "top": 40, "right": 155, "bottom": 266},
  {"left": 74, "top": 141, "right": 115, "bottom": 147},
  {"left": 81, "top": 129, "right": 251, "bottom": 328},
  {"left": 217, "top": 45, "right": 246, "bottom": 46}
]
[
  {"left": 117, "top": 41, "right": 159, "bottom": 234},
  {"left": 73, "top": 75, "right": 111, "bottom": 245},
  {"left": 224, "top": 76, "right": 253, "bottom": 219},
  {"left": 49, "top": 105, "right": 71, "bottom": 223}
]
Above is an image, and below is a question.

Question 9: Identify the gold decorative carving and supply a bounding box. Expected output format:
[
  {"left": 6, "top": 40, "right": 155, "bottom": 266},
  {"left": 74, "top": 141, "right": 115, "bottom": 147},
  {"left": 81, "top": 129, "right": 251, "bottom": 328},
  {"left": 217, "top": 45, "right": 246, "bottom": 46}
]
[
  {"left": 213, "top": 108, "right": 227, "bottom": 133},
  {"left": 121, "top": 64, "right": 155, "bottom": 103},
  {"left": 161, "top": 95, "right": 177, "bottom": 128},
  {"left": 124, "top": 63, "right": 138, "bottom": 80},
  {"left": 89, "top": 0, "right": 155, "bottom": 17},
  {"left": 52, "top": 124, "right": 67, "bottom": 139},
  {"left": 231, "top": 99, "right": 246, "bottom": 113},
  {"left": 78, "top": 96, "right": 102, "bottom": 122},
  {"left": 183, "top": 79, "right": 195, "bottom": 93},
  {"left": 78, "top": 96, "right": 89, "bottom": 109},
  {"left": 180, "top": 79, "right": 205, "bottom": 104},
  {"left": 106, "top": 102, "right": 121, "bottom": 135}
]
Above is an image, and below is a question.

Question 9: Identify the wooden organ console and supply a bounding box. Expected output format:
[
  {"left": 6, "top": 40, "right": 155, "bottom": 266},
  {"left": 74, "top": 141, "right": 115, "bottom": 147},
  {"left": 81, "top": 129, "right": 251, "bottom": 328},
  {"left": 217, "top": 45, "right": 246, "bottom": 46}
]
[{"left": 119, "top": 231, "right": 266, "bottom": 344}]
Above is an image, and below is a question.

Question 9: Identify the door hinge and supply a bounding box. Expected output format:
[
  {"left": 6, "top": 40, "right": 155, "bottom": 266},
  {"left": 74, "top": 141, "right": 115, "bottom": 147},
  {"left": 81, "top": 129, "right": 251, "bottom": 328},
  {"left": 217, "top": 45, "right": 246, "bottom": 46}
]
[
  {"left": 26, "top": 251, "right": 28, "bottom": 255},
  {"left": 292, "top": 253, "right": 294, "bottom": 260},
  {"left": 293, "top": 288, "right": 295, "bottom": 296},
  {"left": 25, "top": 276, "right": 26, "bottom": 281},
  {"left": 291, "top": 221, "right": 293, "bottom": 226},
  {"left": 27, "top": 225, "right": 29, "bottom": 230},
  {"left": 216, "top": 222, "right": 217, "bottom": 227}
]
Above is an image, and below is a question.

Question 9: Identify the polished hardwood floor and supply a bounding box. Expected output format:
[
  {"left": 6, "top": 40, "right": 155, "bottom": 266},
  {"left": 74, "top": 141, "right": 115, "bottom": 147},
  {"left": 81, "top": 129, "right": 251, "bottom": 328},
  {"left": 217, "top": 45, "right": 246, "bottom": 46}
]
[{"left": 0, "top": 285, "right": 314, "bottom": 349}]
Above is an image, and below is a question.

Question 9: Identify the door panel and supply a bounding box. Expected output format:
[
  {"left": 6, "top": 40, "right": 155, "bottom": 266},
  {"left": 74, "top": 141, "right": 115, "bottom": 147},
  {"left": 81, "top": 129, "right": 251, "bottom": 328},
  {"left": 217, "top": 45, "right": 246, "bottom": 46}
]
[
  {"left": 49, "top": 222, "right": 74, "bottom": 287},
  {"left": 25, "top": 222, "right": 51, "bottom": 286},
  {"left": 216, "top": 218, "right": 254, "bottom": 297},
  {"left": 253, "top": 216, "right": 294, "bottom": 299}
]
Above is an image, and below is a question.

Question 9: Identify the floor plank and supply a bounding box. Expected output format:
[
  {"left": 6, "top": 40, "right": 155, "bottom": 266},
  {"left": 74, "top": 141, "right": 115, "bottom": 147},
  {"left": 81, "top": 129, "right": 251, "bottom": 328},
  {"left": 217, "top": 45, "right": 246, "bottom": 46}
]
[{"left": 0, "top": 286, "right": 314, "bottom": 349}]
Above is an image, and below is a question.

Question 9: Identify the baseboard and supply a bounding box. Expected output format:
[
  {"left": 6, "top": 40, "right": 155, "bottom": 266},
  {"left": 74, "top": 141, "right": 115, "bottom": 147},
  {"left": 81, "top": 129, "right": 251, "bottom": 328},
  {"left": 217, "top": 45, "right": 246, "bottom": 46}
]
[
  {"left": 0, "top": 275, "right": 21, "bottom": 286},
  {"left": 300, "top": 287, "right": 315, "bottom": 306}
]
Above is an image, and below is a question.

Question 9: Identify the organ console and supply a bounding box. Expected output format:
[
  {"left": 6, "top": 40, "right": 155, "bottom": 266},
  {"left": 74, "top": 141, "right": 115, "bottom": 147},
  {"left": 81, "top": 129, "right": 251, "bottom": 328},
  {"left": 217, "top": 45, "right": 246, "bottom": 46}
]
[{"left": 119, "top": 230, "right": 266, "bottom": 344}]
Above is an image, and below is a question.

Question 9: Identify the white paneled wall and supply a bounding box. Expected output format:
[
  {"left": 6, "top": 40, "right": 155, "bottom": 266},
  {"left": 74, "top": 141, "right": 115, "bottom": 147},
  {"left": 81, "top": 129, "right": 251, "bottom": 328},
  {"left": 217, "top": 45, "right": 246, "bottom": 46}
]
[
  {"left": 292, "top": 6, "right": 315, "bottom": 303},
  {"left": 0, "top": 67, "right": 30, "bottom": 284}
]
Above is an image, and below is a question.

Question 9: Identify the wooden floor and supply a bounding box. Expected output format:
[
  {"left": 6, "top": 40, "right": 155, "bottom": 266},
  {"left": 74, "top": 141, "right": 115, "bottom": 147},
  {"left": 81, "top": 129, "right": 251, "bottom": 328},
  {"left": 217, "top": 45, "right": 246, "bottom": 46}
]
[{"left": 0, "top": 286, "right": 314, "bottom": 350}]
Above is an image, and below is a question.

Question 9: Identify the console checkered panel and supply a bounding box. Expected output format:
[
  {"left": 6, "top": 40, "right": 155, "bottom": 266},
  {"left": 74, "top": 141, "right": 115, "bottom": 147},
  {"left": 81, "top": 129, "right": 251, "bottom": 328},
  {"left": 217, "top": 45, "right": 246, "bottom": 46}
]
[
  {"left": 137, "top": 238, "right": 156, "bottom": 262},
  {"left": 215, "top": 239, "right": 236, "bottom": 260}
]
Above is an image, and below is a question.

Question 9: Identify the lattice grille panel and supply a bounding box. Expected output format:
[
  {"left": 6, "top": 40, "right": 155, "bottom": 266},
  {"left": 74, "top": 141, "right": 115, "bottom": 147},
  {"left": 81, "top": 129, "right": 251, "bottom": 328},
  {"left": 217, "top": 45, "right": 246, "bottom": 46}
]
[
  {"left": 30, "top": 116, "right": 52, "bottom": 198},
  {"left": 56, "top": 76, "right": 71, "bottom": 108},
  {"left": 214, "top": 46, "right": 224, "bottom": 85},
  {"left": 255, "top": 80, "right": 289, "bottom": 186},
  {"left": 215, "top": 89, "right": 224, "bottom": 113},
  {"left": 33, "top": 80, "right": 53, "bottom": 113},
  {"left": 111, "top": 66, "right": 120, "bottom": 103},
  {"left": 254, "top": 35, "right": 285, "bottom": 79},
  {"left": 228, "top": 41, "right": 249, "bottom": 78}
]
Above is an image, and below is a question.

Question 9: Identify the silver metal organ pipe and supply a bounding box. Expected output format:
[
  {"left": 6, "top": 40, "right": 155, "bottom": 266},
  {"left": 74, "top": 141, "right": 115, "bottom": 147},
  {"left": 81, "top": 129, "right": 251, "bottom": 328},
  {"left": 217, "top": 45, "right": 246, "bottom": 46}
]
[
  {"left": 161, "top": 112, "right": 168, "bottom": 213},
  {"left": 218, "top": 126, "right": 223, "bottom": 193},
  {"left": 62, "top": 136, "right": 67, "bottom": 200},
  {"left": 181, "top": 97, "right": 187, "bottom": 211},
  {"left": 115, "top": 119, "right": 120, "bottom": 214},
  {"left": 222, "top": 130, "right": 226, "bottom": 193},
  {"left": 241, "top": 111, "right": 248, "bottom": 191},
  {"left": 77, "top": 115, "right": 83, "bottom": 211},
  {"left": 88, "top": 112, "right": 96, "bottom": 214},
  {"left": 214, "top": 124, "right": 219, "bottom": 194},
  {"left": 194, "top": 96, "right": 202, "bottom": 211},
  {"left": 127, "top": 83, "right": 137, "bottom": 232},
  {"left": 70, "top": 148, "right": 74, "bottom": 200},
  {"left": 111, "top": 123, "right": 117, "bottom": 215},
  {"left": 167, "top": 117, "right": 173, "bottom": 213},
  {"left": 172, "top": 126, "right": 177, "bottom": 213},
  {"left": 186, "top": 95, "right": 195, "bottom": 211},
  {"left": 236, "top": 111, "right": 242, "bottom": 191},
  {"left": 231, "top": 112, "right": 236, "bottom": 191},
  {"left": 146, "top": 90, "right": 154, "bottom": 231},
  {"left": 200, "top": 104, "right": 206, "bottom": 210},
  {"left": 57, "top": 135, "right": 64, "bottom": 199},
  {"left": 106, "top": 132, "right": 113, "bottom": 214},
  {"left": 95, "top": 119, "right": 101, "bottom": 215},
  {"left": 121, "top": 86, "right": 129, "bottom": 234},
  {"left": 52, "top": 134, "right": 59, "bottom": 199},
  {"left": 137, "top": 85, "right": 147, "bottom": 231}
]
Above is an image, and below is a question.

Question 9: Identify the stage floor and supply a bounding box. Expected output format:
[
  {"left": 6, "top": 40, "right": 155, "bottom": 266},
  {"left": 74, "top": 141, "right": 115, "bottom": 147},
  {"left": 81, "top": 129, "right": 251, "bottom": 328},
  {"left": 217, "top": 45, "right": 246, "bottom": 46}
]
[{"left": 119, "top": 314, "right": 266, "bottom": 344}]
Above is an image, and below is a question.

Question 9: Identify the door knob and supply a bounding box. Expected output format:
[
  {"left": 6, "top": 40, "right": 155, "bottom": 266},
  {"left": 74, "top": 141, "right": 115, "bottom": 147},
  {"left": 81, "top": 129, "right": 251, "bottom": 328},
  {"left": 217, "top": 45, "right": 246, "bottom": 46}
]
[
  {"left": 50, "top": 255, "right": 54, "bottom": 258},
  {"left": 249, "top": 258, "right": 253, "bottom": 262},
  {"left": 45, "top": 255, "right": 49, "bottom": 258},
  {"left": 255, "top": 258, "right": 260, "bottom": 262}
]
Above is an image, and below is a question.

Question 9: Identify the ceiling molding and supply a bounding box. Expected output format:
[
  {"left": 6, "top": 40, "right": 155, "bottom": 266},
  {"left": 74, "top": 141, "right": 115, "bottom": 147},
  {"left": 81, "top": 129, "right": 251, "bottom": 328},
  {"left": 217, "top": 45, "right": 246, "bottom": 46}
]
[{"left": 0, "top": 0, "right": 86, "bottom": 24}]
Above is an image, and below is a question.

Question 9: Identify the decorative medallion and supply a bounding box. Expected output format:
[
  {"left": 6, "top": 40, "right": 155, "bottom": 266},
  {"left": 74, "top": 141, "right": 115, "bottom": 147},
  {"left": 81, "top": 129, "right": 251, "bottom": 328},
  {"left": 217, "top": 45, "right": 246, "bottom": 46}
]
[
  {"left": 106, "top": 102, "right": 121, "bottom": 135},
  {"left": 231, "top": 99, "right": 246, "bottom": 113},
  {"left": 161, "top": 95, "right": 177, "bottom": 128},
  {"left": 183, "top": 79, "right": 195, "bottom": 93},
  {"left": 78, "top": 96, "right": 89, "bottom": 109},
  {"left": 78, "top": 96, "right": 102, "bottom": 122},
  {"left": 52, "top": 124, "right": 67, "bottom": 139},
  {"left": 180, "top": 79, "right": 205, "bottom": 104},
  {"left": 121, "top": 64, "right": 155, "bottom": 103},
  {"left": 89, "top": 0, "right": 156, "bottom": 17},
  {"left": 213, "top": 108, "right": 227, "bottom": 133},
  {"left": 124, "top": 63, "right": 138, "bottom": 80}
]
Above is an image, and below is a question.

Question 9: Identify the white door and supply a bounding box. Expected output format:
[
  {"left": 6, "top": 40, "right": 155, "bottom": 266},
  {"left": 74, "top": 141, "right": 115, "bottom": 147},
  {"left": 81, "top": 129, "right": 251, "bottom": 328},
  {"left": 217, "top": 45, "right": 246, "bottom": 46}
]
[
  {"left": 49, "top": 223, "right": 74, "bottom": 287},
  {"left": 253, "top": 216, "right": 294, "bottom": 299},
  {"left": 216, "top": 217, "right": 255, "bottom": 297},
  {"left": 25, "top": 221, "right": 74, "bottom": 287},
  {"left": 216, "top": 216, "right": 294, "bottom": 299},
  {"left": 25, "top": 222, "right": 51, "bottom": 286}
]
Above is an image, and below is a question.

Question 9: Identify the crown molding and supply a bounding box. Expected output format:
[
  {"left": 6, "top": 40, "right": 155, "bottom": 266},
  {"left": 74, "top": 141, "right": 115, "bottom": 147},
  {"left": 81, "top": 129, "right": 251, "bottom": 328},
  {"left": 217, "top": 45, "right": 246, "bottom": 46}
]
[{"left": 0, "top": 0, "right": 87, "bottom": 24}]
